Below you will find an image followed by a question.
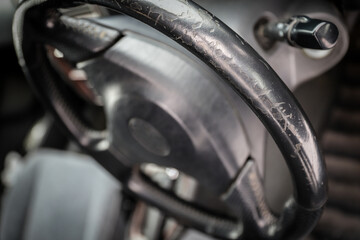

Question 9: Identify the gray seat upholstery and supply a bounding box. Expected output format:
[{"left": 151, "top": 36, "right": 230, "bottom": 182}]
[{"left": 0, "top": 149, "right": 122, "bottom": 240}]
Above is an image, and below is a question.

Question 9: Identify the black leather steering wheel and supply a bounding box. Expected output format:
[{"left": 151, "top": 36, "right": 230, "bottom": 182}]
[{"left": 13, "top": 0, "right": 327, "bottom": 239}]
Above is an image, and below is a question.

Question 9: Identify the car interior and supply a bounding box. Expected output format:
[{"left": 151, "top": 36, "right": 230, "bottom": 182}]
[{"left": 0, "top": 0, "right": 360, "bottom": 239}]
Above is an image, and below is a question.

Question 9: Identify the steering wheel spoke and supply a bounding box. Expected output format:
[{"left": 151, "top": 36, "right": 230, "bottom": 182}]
[{"left": 126, "top": 168, "right": 243, "bottom": 239}]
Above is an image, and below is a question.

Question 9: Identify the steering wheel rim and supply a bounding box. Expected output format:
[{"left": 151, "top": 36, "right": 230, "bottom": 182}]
[{"left": 13, "top": 0, "right": 327, "bottom": 239}]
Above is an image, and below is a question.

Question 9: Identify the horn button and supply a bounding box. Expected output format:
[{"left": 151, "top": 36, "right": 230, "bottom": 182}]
[
  {"left": 128, "top": 117, "right": 171, "bottom": 157},
  {"left": 79, "top": 33, "right": 250, "bottom": 195}
]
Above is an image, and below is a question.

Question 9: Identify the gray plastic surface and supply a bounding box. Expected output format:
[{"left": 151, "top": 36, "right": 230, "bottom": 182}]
[{"left": 0, "top": 0, "right": 15, "bottom": 46}]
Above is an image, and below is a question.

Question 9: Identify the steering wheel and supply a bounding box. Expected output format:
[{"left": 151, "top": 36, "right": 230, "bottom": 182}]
[{"left": 13, "top": 0, "right": 327, "bottom": 239}]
